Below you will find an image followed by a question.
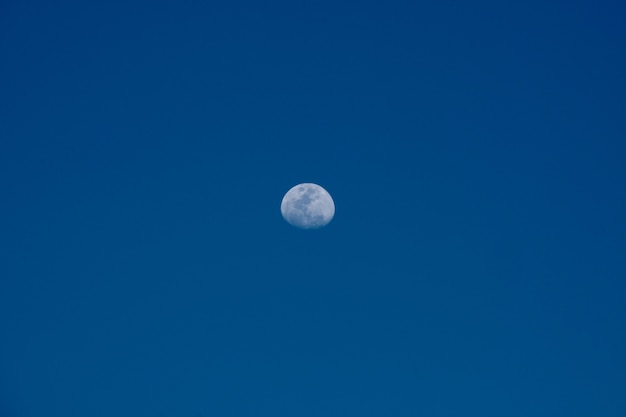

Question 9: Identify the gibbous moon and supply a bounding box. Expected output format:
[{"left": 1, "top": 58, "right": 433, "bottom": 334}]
[{"left": 281, "top": 183, "right": 335, "bottom": 229}]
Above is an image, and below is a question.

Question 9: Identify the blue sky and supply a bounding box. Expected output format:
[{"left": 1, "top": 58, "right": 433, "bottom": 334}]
[{"left": 1, "top": 1, "right": 625, "bottom": 416}]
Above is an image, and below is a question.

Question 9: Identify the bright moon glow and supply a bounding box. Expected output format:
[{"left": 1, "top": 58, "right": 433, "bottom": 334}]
[{"left": 281, "top": 183, "right": 335, "bottom": 229}]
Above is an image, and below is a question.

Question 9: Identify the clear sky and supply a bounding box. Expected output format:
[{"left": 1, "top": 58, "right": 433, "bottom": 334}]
[{"left": 1, "top": 1, "right": 625, "bottom": 416}]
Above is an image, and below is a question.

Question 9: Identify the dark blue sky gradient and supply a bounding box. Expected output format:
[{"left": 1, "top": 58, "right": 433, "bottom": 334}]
[{"left": 1, "top": 1, "right": 625, "bottom": 416}]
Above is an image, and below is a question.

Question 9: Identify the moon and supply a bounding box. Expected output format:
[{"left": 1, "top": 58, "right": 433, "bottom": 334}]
[{"left": 281, "top": 183, "right": 335, "bottom": 229}]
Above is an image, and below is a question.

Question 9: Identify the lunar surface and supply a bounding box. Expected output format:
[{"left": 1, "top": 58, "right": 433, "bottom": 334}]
[{"left": 281, "top": 183, "right": 335, "bottom": 229}]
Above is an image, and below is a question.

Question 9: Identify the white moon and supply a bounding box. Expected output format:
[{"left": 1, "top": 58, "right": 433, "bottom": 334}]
[{"left": 281, "top": 183, "right": 335, "bottom": 229}]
